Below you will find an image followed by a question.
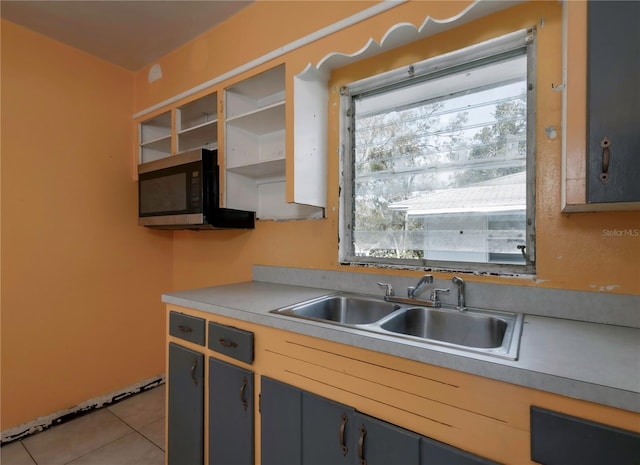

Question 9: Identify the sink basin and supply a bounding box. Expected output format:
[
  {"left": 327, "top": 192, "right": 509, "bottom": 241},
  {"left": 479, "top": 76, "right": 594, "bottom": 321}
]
[
  {"left": 379, "top": 307, "right": 507, "bottom": 348},
  {"left": 279, "top": 295, "right": 401, "bottom": 325},
  {"left": 271, "top": 292, "right": 523, "bottom": 360}
]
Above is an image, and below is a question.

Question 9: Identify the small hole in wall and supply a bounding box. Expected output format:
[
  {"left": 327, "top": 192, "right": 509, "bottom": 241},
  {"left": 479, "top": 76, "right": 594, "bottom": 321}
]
[{"left": 148, "top": 64, "right": 163, "bottom": 83}]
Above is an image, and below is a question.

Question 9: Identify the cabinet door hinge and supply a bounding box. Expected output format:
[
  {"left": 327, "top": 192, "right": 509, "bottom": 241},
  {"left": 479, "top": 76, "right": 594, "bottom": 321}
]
[{"left": 258, "top": 393, "right": 261, "bottom": 414}]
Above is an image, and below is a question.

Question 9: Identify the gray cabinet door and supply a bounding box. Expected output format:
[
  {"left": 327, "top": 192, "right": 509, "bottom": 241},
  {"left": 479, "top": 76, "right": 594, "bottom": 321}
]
[
  {"left": 302, "top": 391, "right": 356, "bottom": 465},
  {"left": 168, "top": 343, "right": 204, "bottom": 465},
  {"left": 208, "top": 357, "right": 254, "bottom": 465},
  {"left": 421, "top": 437, "right": 500, "bottom": 465},
  {"left": 260, "top": 376, "right": 302, "bottom": 465},
  {"left": 587, "top": 1, "right": 640, "bottom": 203},
  {"left": 353, "top": 412, "right": 420, "bottom": 465},
  {"left": 530, "top": 406, "right": 640, "bottom": 465}
]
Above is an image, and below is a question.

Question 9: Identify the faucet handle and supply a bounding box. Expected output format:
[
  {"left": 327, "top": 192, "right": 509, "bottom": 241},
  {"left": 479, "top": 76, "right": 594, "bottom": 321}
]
[
  {"left": 429, "top": 288, "right": 450, "bottom": 303},
  {"left": 407, "top": 286, "right": 415, "bottom": 298},
  {"left": 377, "top": 282, "right": 394, "bottom": 297}
]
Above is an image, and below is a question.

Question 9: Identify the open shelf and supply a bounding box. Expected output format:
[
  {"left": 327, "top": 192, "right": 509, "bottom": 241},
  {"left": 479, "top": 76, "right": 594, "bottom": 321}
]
[
  {"left": 178, "top": 92, "right": 217, "bottom": 131},
  {"left": 227, "top": 159, "right": 285, "bottom": 179},
  {"left": 139, "top": 110, "right": 172, "bottom": 163},
  {"left": 177, "top": 92, "right": 218, "bottom": 154},
  {"left": 225, "top": 64, "right": 290, "bottom": 219},
  {"left": 226, "top": 101, "right": 285, "bottom": 135},
  {"left": 177, "top": 120, "right": 218, "bottom": 153}
]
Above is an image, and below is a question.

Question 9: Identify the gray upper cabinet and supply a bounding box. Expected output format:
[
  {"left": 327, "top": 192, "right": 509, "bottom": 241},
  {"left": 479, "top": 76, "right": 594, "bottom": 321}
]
[
  {"left": 587, "top": 0, "right": 640, "bottom": 203},
  {"left": 208, "top": 357, "right": 254, "bottom": 465},
  {"left": 167, "top": 343, "right": 204, "bottom": 465}
]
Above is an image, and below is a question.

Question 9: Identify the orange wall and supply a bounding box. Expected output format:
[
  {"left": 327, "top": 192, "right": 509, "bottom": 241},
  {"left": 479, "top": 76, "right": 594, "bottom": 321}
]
[
  {"left": 133, "top": 0, "right": 377, "bottom": 111},
  {"left": 1, "top": 0, "right": 636, "bottom": 437},
  {"left": 134, "top": 1, "right": 639, "bottom": 295},
  {"left": 1, "top": 20, "right": 173, "bottom": 430}
]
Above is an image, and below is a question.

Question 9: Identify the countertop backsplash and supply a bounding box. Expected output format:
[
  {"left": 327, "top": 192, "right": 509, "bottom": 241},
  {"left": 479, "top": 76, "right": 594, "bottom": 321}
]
[{"left": 253, "top": 265, "right": 640, "bottom": 329}]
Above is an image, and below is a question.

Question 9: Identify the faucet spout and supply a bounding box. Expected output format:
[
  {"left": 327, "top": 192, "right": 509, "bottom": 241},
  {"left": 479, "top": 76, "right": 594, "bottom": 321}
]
[
  {"left": 452, "top": 276, "right": 466, "bottom": 310},
  {"left": 408, "top": 274, "right": 433, "bottom": 299}
]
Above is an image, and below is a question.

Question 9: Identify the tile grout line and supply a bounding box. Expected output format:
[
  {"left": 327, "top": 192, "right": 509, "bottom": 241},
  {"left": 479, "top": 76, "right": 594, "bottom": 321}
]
[
  {"left": 52, "top": 409, "right": 134, "bottom": 465},
  {"left": 20, "top": 440, "right": 38, "bottom": 465},
  {"left": 2, "top": 378, "right": 165, "bottom": 445},
  {"left": 106, "top": 406, "right": 165, "bottom": 433},
  {"left": 59, "top": 429, "right": 138, "bottom": 465},
  {"left": 106, "top": 390, "right": 166, "bottom": 452},
  {"left": 136, "top": 429, "right": 166, "bottom": 454},
  {"left": 17, "top": 389, "right": 165, "bottom": 464},
  {"left": 107, "top": 410, "right": 166, "bottom": 453}
]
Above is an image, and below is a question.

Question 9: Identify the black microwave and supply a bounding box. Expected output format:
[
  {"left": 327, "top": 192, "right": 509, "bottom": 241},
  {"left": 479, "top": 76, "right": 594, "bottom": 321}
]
[{"left": 138, "top": 149, "right": 255, "bottom": 230}]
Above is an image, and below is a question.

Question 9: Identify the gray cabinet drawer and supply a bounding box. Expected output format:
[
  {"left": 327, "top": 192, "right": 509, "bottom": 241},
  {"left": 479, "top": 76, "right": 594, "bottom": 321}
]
[
  {"left": 530, "top": 406, "right": 640, "bottom": 465},
  {"left": 169, "top": 312, "right": 206, "bottom": 346},
  {"left": 208, "top": 322, "right": 254, "bottom": 364}
]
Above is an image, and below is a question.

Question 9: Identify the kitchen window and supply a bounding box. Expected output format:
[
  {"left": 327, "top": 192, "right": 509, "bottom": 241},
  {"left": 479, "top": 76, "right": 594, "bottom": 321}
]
[{"left": 339, "top": 29, "right": 536, "bottom": 274}]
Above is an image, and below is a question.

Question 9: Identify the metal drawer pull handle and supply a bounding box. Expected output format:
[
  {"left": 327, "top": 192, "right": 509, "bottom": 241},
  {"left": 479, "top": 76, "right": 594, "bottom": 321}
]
[
  {"left": 218, "top": 338, "right": 238, "bottom": 348},
  {"left": 178, "top": 325, "right": 192, "bottom": 333},
  {"left": 600, "top": 136, "right": 610, "bottom": 184},
  {"left": 190, "top": 358, "right": 198, "bottom": 386},
  {"left": 358, "top": 425, "right": 367, "bottom": 465},
  {"left": 239, "top": 376, "right": 248, "bottom": 411},
  {"left": 339, "top": 413, "right": 348, "bottom": 456}
]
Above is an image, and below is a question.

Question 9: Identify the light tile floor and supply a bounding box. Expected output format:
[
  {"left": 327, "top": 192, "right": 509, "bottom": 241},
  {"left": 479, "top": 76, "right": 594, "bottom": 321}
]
[{"left": 1, "top": 385, "right": 165, "bottom": 465}]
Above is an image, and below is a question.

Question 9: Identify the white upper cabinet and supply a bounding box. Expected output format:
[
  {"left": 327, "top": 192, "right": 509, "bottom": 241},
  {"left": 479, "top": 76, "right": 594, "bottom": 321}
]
[
  {"left": 138, "top": 92, "right": 218, "bottom": 164},
  {"left": 138, "top": 91, "right": 219, "bottom": 165},
  {"left": 224, "top": 64, "right": 324, "bottom": 220},
  {"left": 293, "top": 66, "right": 328, "bottom": 211},
  {"left": 176, "top": 92, "right": 218, "bottom": 154},
  {"left": 139, "top": 110, "right": 172, "bottom": 164}
]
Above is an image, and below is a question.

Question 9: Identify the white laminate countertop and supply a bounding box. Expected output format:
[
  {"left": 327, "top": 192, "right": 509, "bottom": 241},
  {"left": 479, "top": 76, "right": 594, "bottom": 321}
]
[{"left": 163, "top": 281, "right": 640, "bottom": 413}]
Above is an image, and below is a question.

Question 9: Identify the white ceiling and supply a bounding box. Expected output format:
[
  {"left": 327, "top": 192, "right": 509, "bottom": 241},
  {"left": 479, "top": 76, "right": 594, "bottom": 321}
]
[{"left": 0, "top": 1, "right": 254, "bottom": 71}]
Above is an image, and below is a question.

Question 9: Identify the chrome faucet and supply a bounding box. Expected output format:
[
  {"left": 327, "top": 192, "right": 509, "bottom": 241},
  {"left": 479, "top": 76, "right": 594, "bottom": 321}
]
[
  {"left": 377, "top": 282, "right": 394, "bottom": 297},
  {"left": 381, "top": 274, "right": 448, "bottom": 308},
  {"left": 408, "top": 274, "right": 433, "bottom": 299},
  {"left": 452, "top": 276, "right": 466, "bottom": 311},
  {"left": 429, "top": 288, "right": 450, "bottom": 307}
]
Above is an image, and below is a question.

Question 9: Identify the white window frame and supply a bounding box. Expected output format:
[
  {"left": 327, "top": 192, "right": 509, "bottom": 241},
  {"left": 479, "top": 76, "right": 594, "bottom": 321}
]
[{"left": 339, "top": 29, "right": 537, "bottom": 275}]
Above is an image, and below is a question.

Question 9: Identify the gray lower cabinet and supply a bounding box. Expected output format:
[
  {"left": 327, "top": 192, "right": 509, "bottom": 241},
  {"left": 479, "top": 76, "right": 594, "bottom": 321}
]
[
  {"left": 260, "top": 377, "right": 302, "bottom": 465},
  {"left": 530, "top": 406, "right": 640, "bottom": 465},
  {"left": 208, "top": 357, "right": 254, "bottom": 465},
  {"left": 260, "top": 376, "right": 498, "bottom": 465},
  {"left": 302, "top": 391, "right": 356, "bottom": 465},
  {"left": 354, "top": 412, "right": 420, "bottom": 465},
  {"left": 168, "top": 343, "right": 204, "bottom": 465},
  {"left": 421, "top": 437, "right": 500, "bottom": 465},
  {"left": 586, "top": 0, "right": 640, "bottom": 203}
]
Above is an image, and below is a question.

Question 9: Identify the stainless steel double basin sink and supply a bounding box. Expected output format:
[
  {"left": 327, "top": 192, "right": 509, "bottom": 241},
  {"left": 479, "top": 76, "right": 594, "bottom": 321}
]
[{"left": 270, "top": 293, "right": 524, "bottom": 360}]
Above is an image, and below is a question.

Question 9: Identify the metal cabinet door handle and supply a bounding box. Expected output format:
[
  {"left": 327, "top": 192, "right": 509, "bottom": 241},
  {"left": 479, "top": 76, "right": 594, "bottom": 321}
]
[
  {"left": 190, "top": 358, "right": 198, "bottom": 386},
  {"left": 239, "top": 376, "right": 248, "bottom": 411},
  {"left": 600, "top": 136, "right": 611, "bottom": 184},
  {"left": 178, "top": 324, "right": 193, "bottom": 333},
  {"left": 339, "top": 413, "right": 348, "bottom": 456},
  {"left": 358, "top": 425, "right": 367, "bottom": 465},
  {"left": 219, "top": 338, "right": 238, "bottom": 348}
]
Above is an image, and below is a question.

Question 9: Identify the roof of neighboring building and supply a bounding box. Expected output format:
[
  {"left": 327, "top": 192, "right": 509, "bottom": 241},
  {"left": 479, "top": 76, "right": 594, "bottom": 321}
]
[{"left": 390, "top": 171, "right": 526, "bottom": 216}]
